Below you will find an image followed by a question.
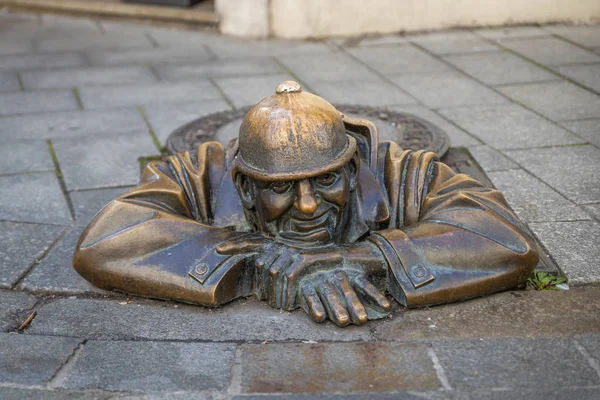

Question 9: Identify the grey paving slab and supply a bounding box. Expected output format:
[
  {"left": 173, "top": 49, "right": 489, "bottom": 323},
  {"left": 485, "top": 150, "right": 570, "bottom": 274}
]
[
  {"left": 0, "top": 290, "right": 37, "bottom": 331},
  {"left": 475, "top": 26, "right": 550, "bottom": 40},
  {"left": 87, "top": 46, "right": 214, "bottom": 66},
  {"left": 347, "top": 44, "right": 452, "bottom": 75},
  {"left": 467, "top": 145, "right": 518, "bottom": 171},
  {"left": 0, "top": 172, "right": 72, "bottom": 225},
  {"left": 408, "top": 31, "right": 499, "bottom": 55},
  {"left": 0, "top": 108, "right": 148, "bottom": 142},
  {"left": 21, "top": 66, "right": 156, "bottom": 90},
  {"left": 0, "top": 52, "right": 86, "bottom": 72},
  {"left": 310, "top": 79, "right": 417, "bottom": 107},
  {"left": 0, "top": 139, "right": 54, "bottom": 174},
  {"left": 238, "top": 342, "right": 439, "bottom": 394},
  {"left": 0, "top": 90, "right": 79, "bottom": 116},
  {"left": 386, "top": 105, "right": 481, "bottom": 147},
  {"left": 544, "top": 25, "right": 600, "bottom": 49},
  {"left": 0, "top": 333, "right": 80, "bottom": 385},
  {"left": 577, "top": 336, "right": 600, "bottom": 363},
  {"left": 155, "top": 58, "right": 283, "bottom": 81},
  {"left": 433, "top": 337, "right": 600, "bottom": 390},
  {"left": 554, "top": 63, "right": 600, "bottom": 93},
  {"left": 70, "top": 187, "right": 131, "bottom": 227},
  {"left": 438, "top": 103, "right": 585, "bottom": 149},
  {"left": 560, "top": 119, "right": 600, "bottom": 147},
  {"left": 505, "top": 145, "right": 600, "bottom": 204},
  {"left": 20, "top": 228, "right": 109, "bottom": 295},
  {"left": 583, "top": 203, "right": 600, "bottom": 221},
  {"left": 444, "top": 51, "right": 557, "bottom": 86},
  {"left": 53, "top": 132, "right": 158, "bottom": 190},
  {"left": 0, "top": 72, "right": 20, "bottom": 92},
  {"left": 529, "top": 221, "right": 600, "bottom": 285},
  {"left": 488, "top": 169, "right": 590, "bottom": 222},
  {"left": 233, "top": 393, "right": 447, "bottom": 400},
  {"left": 60, "top": 340, "right": 234, "bottom": 392},
  {"left": 352, "top": 34, "right": 409, "bottom": 47},
  {"left": 0, "top": 39, "right": 34, "bottom": 56},
  {"left": 276, "top": 53, "right": 379, "bottom": 86},
  {"left": 497, "top": 81, "right": 600, "bottom": 121},
  {"left": 390, "top": 72, "right": 509, "bottom": 108},
  {"left": 36, "top": 31, "right": 152, "bottom": 52},
  {"left": 0, "top": 221, "right": 65, "bottom": 289},
  {"left": 214, "top": 74, "right": 295, "bottom": 108},
  {"left": 0, "top": 387, "right": 115, "bottom": 400},
  {"left": 28, "top": 297, "right": 373, "bottom": 342},
  {"left": 500, "top": 37, "right": 600, "bottom": 65},
  {"left": 142, "top": 99, "right": 232, "bottom": 144},
  {"left": 78, "top": 81, "right": 221, "bottom": 109}
]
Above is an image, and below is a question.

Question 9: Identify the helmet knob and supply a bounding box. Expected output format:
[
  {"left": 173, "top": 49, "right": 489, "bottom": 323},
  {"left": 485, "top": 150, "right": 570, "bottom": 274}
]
[{"left": 276, "top": 81, "right": 302, "bottom": 94}]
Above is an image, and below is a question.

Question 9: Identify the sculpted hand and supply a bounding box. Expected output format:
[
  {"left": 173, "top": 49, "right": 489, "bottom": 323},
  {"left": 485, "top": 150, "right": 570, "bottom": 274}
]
[{"left": 299, "top": 269, "right": 391, "bottom": 326}]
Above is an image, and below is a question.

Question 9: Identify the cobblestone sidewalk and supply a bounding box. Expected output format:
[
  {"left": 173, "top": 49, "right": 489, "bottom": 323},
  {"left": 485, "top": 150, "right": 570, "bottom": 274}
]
[{"left": 0, "top": 11, "right": 599, "bottom": 399}]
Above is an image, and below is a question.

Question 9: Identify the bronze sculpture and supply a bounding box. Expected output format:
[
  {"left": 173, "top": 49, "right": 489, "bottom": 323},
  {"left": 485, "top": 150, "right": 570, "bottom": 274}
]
[{"left": 73, "top": 81, "right": 539, "bottom": 326}]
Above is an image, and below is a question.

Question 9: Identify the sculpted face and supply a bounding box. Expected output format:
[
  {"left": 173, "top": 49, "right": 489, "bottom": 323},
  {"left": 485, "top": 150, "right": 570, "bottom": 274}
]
[{"left": 236, "top": 161, "right": 358, "bottom": 247}]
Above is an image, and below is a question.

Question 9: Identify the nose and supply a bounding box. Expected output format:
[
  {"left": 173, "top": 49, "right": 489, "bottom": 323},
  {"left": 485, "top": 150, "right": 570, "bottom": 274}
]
[{"left": 293, "top": 179, "right": 320, "bottom": 215}]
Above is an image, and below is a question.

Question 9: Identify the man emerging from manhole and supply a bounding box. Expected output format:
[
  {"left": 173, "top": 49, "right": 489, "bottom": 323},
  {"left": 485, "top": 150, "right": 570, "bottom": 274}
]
[{"left": 73, "top": 81, "right": 538, "bottom": 327}]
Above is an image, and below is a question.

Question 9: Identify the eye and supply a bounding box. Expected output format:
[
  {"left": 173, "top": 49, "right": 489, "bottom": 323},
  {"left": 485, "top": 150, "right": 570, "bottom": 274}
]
[
  {"left": 315, "top": 172, "right": 337, "bottom": 187},
  {"left": 269, "top": 181, "right": 292, "bottom": 194}
]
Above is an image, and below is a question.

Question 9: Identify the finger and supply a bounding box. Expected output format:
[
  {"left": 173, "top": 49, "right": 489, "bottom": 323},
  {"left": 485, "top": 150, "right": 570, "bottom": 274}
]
[
  {"left": 255, "top": 245, "right": 279, "bottom": 275},
  {"left": 255, "top": 248, "right": 281, "bottom": 301},
  {"left": 216, "top": 237, "right": 264, "bottom": 255},
  {"left": 334, "top": 271, "right": 368, "bottom": 325},
  {"left": 302, "top": 283, "right": 326, "bottom": 323},
  {"left": 317, "top": 282, "right": 350, "bottom": 327},
  {"left": 353, "top": 275, "right": 391, "bottom": 311},
  {"left": 268, "top": 251, "right": 293, "bottom": 308},
  {"left": 281, "top": 254, "right": 306, "bottom": 310}
]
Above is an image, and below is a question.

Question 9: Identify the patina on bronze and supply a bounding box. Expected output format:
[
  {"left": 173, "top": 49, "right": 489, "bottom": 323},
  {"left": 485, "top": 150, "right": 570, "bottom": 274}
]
[{"left": 73, "top": 81, "right": 539, "bottom": 327}]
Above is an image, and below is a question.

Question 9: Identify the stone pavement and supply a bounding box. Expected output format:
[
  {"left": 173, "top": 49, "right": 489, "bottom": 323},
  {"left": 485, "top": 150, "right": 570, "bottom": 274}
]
[{"left": 0, "top": 11, "right": 599, "bottom": 399}]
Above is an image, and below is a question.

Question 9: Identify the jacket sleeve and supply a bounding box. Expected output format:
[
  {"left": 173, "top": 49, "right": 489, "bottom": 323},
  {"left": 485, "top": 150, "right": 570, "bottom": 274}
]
[
  {"left": 73, "top": 142, "right": 256, "bottom": 307},
  {"left": 368, "top": 143, "right": 539, "bottom": 308}
]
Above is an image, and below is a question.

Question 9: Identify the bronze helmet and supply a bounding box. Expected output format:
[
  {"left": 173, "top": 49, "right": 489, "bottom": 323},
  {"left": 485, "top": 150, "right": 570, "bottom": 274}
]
[{"left": 235, "top": 81, "right": 357, "bottom": 181}]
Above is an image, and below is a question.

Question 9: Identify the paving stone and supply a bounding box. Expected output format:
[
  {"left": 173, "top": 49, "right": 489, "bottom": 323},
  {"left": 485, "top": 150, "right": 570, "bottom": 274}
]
[
  {"left": 143, "top": 100, "right": 231, "bottom": 144},
  {"left": 560, "top": 119, "right": 600, "bottom": 147},
  {"left": 504, "top": 145, "right": 600, "bottom": 204},
  {"left": 21, "top": 66, "right": 156, "bottom": 90},
  {"left": 0, "top": 333, "right": 80, "bottom": 385},
  {"left": 386, "top": 105, "right": 481, "bottom": 147},
  {"left": 0, "top": 290, "right": 38, "bottom": 330},
  {"left": 0, "top": 172, "right": 72, "bottom": 225},
  {"left": 155, "top": 58, "right": 283, "bottom": 81},
  {"left": 206, "top": 37, "right": 334, "bottom": 59},
  {"left": 87, "top": 46, "right": 214, "bottom": 66},
  {"left": 20, "top": 228, "right": 109, "bottom": 295},
  {"left": 500, "top": 37, "right": 600, "bottom": 65},
  {"left": 0, "top": 72, "right": 20, "bottom": 92},
  {"left": 233, "top": 393, "right": 448, "bottom": 400},
  {"left": 0, "top": 139, "right": 54, "bottom": 174},
  {"left": 347, "top": 44, "right": 452, "bottom": 75},
  {"left": 544, "top": 25, "right": 600, "bottom": 49},
  {"left": 433, "top": 337, "right": 600, "bottom": 390},
  {"left": 352, "top": 34, "right": 409, "bottom": 47},
  {"left": 310, "top": 79, "right": 417, "bottom": 107},
  {"left": 391, "top": 72, "right": 509, "bottom": 108},
  {"left": 277, "top": 53, "right": 379, "bottom": 86},
  {"left": 554, "top": 63, "right": 600, "bottom": 93},
  {"left": 0, "top": 221, "right": 65, "bottom": 289},
  {"left": 70, "top": 187, "right": 131, "bottom": 227},
  {"left": 497, "top": 81, "right": 600, "bottom": 121},
  {"left": 0, "top": 38, "right": 35, "bottom": 56},
  {"left": 0, "top": 90, "right": 79, "bottom": 116},
  {"left": 409, "top": 31, "right": 499, "bottom": 54},
  {"left": 53, "top": 132, "right": 157, "bottom": 190},
  {"left": 29, "top": 297, "right": 373, "bottom": 342},
  {"left": 475, "top": 26, "right": 550, "bottom": 40},
  {"left": 576, "top": 336, "right": 600, "bottom": 364},
  {"left": 444, "top": 51, "right": 557, "bottom": 86},
  {"left": 79, "top": 81, "right": 221, "bottom": 109},
  {"left": 239, "top": 342, "right": 439, "bottom": 394},
  {"left": 0, "top": 52, "right": 86, "bottom": 72},
  {"left": 214, "top": 74, "right": 295, "bottom": 108},
  {"left": 373, "top": 287, "right": 600, "bottom": 341},
  {"left": 60, "top": 340, "right": 234, "bottom": 392},
  {"left": 488, "top": 169, "right": 591, "bottom": 222},
  {"left": 583, "top": 203, "right": 600, "bottom": 221},
  {"left": 0, "top": 387, "right": 115, "bottom": 400},
  {"left": 0, "top": 108, "right": 147, "bottom": 142},
  {"left": 467, "top": 145, "right": 518, "bottom": 171},
  {"left": 37, "top": 31, "right": 152, "bottom": 52},
  {"left": 529, "top": 221, "right": 600, "bottom": 285},
  {"left": 438, "top": 104, "right": 585, "bottom": 149}
]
